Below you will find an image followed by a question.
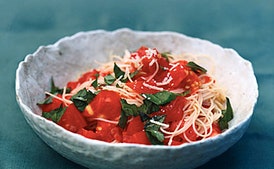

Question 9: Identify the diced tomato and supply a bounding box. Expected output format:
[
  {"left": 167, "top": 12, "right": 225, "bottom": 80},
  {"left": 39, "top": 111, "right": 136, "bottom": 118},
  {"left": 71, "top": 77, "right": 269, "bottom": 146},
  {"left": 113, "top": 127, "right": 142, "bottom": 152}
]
[
  {"left": 158, "top": 96, "right": 188, "bottom": 123},
  {"left": 167, "top": 120, "right": 184, "bottom": 132},
  {"left": 169, "top": 140, "right": 183, "bottom": 146},
  {"left": 66, "top": 81, "right": 78, "bottom": 90},
  {"left": 124, "top": 117, "right": 144, "bottom": 135},
  {"left": 135, "top": 47, "right": 163, "bottom": 80},
  {"left": 167, "top": 61, "right": 189, "bottom": 89},
  {"left": 164, "top": 136, "right": 184, "bottom": 146},
  {"left": 123, "top": 131, "right": 151, "bottom": 145},
  {"left": 78, "top": 69, "right": 99, "bottom": 83},
  {"left": 181, "top": 126, "right": 198, "bottom": 142},
  {"left": 38, "top": 94, "right": 63, "bottom": 112},
  {"left": 126, "top": 81, "right": 158, "bottom": 94},
  {"left": 110, "top": 127, "right": 123, "bottom": 142},
  {"left": 95, "top": 121, "right": 118, "bottom": 142},
  {"left": 179, "top": 71, "right": 201, "bottom": 94},
  {"left": 67, "top": 70, "right": 99, "bottom": 90},
  {"left": 158, "top": 57, "right": 171, "bottom": 69},
  {"left": 121, "top": 117, "right": 147, "bottom": 144},
  {"left": 58, "top": 104, "right": 87, "bottom": 133},
  {"left": 141, "top": 56, "right": 156, "bottom": 76},
  {"left": 77, "top": 128, "right": 98, "bottom": 139},
  {"left": 83, "top": 90, "right": 121, "bottom": 120},
  {"left": 209, "top": 122, "right": 221, "bottom": 137},
  {"left": 136, "top": 46, "right": 149, "bottom": 57},
  {"left": 78, "top": 121, "right": 123, "bottom": 143}
]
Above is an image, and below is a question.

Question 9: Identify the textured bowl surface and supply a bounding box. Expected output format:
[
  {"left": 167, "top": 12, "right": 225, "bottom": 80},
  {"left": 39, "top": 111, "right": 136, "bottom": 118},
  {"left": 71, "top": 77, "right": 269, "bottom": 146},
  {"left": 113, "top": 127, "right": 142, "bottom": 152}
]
[{"left": 16, "top": 28, "right": 258, "bottom": 169}]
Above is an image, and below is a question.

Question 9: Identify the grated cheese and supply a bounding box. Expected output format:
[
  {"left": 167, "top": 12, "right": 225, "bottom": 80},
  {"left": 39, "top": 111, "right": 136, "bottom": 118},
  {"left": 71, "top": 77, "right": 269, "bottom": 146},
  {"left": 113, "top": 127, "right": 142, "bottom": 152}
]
[{"left": 143, "top": 82, "right": 164, "bottom": 91}]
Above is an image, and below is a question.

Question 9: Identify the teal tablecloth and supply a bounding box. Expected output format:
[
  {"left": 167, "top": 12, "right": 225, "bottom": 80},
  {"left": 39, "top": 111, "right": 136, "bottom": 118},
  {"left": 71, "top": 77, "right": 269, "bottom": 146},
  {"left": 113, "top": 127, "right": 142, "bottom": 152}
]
[{"left": 1, "top": 0, "right": 273, "bottom": 168}]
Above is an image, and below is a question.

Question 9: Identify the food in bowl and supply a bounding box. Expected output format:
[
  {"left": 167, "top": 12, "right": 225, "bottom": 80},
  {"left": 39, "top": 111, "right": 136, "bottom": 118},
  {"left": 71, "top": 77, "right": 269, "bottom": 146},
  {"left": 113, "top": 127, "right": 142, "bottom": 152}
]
[
  {"left": 16, "top": 29, "right": 258, "bottom": 169},
  {"left": 38, "top": 46, "right": 233, "bottom": 146}
]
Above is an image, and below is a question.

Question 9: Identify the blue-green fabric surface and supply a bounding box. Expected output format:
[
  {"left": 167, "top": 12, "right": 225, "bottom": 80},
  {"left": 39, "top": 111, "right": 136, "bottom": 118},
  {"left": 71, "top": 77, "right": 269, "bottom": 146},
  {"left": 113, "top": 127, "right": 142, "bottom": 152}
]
[{"left": 1, "top": 0, "right": 273, "bottom": 168}]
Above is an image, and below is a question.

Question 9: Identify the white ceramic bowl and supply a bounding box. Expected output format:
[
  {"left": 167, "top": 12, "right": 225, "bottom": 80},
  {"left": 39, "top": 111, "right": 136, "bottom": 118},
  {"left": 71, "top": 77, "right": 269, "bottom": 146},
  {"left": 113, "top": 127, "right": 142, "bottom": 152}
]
[{"left": 16, "top": 28, "right": 258, "bottom": 169}]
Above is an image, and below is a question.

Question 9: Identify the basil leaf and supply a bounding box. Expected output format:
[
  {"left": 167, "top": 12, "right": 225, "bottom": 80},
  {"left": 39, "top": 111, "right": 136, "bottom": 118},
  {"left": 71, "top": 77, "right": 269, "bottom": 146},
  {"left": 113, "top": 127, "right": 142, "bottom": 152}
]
[
  {"left": 50, "top": 77, "right": 71, "bottom": 94},
  {"left": 142, "top": 91, "right": 176, "bottom": 105},
  {"left": 112, "top": 63, "right": 140, "bottom": 83},
  {"left": 187, "top": 61, "right": 207, "bottom": 74},
  {"left": 42, "top": 105, "right": 67, "bottom": 123},
  {"left": 118, "top": 99, "right": 161, "bottom": 127},
  {"left": 144, "top": 115, "right": 166, "bottom": 145},
  {"left": 118, "top": 110, "right": 128, "bottom": 129},
  {"left": 50, "top": 77, "right": 61, "bottom": 94},
  {"left": 92, "top": 73, "right": 100, "bottom": 88},
  {"left": 118, "top": 99, "right": 142, "bottom": 128},
  {"left": 177, "top": 90, "right": 190, "bottom": 97},
  {"left": 91, "top": 79, "right": 98, "bottom": 88},
  {"left": 104, "top": 74, "right": 116, "bottom": 85},
  {"left": 70, "top": 88, "right": 96, "bottom": 112},
  {"left": 114, "top": 63, "right": 125, "bottom": 79},
  {"left": 120, "top": 99, "right": 140, "bottom": 117},
  {"left": 139, "top": 100, "right": 160, "bottom": 115},
  {"left": 218, "top": 97, "right": 234, "bottom": 130},
  {"left": 161, "top": 52, "right": 173, "bottom": 62},
  {"left": 37, "top": 96, "right": 53, "bottom": 105},
  {"left": 146, "top": 130, "right": 165, "bottom": 145},
  {"left": 129, "top": 69, "right": 139, "bottom": 79},
  {"left": 37, "top": 78, "right": 71, "bottom": 105},
  {"left": 139, "top": 112, "right": 151, "bottom": 122}
]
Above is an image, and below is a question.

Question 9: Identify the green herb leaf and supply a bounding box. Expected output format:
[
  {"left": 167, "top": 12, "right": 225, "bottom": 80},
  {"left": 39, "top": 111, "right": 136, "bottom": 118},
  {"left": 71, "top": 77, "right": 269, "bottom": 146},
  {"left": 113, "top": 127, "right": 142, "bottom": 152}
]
[
  {"left": 118, "top": 110, "right": 128, "bottom": 129},
  {"left": 42, "top": 105, "right": 67, "bottom": 123},
  {"left": 114, "top": 62, "right": 125, "bottom": 79},
  {"left": 142, "top": 91, "right": 177, "bottom": 106},
  {"left": 112, "top": 63, "right": 140, "bottom": 84},
  {"left": 92, "top": 73, "right": 100, "bottom": 88},
  {"left": 118, "top": 99, "right": 143, "bottom": 128},
  {"left": 37, "top": 96, "right": 53, "bottom": 105},
  {"left": 118, "top": 99, "right": 161, "bottom": 127},
  {"left": 129, "top": 69, "right": 139, "bottom": 79},
  {"left": 104, "top": 74, "right": 116, "bottom": 85},
  {"left": 139, "top": 112, "right": 151, "bottom": 122},
  {"left": 37, "top": 78, "right": 71, "bottom": 105},
  {"left": 50, "top": 77, "right": 61, "bottom": 94},
  {"left": 161, "top": 52, "right": 173, "bottom": 62},
  {"left": 177, "top": 90, "right": 190, "bottom": 97},
  {"left": 120, "top": 99, "right": 140, "bottom": 117},
  {"left": 50, "top": 77, "right": 71, "bottom": 94},
  {"left": 139, "top": 100, "right": 160, "bottom": 115},
  {"left": 91, "top": 79, "right": 98, "bottom": 88},
  {"left": 218, "top": 97, "right": 234, "bottom": 130},
  {"left": 145, "top": 115, "right": 166, "bottom": 145},
  {"left": 70, "top": 88, "right": 96, "bottom": 112},
  {"left": 187, "top": 61, "right": 207, "bottom": 74}
]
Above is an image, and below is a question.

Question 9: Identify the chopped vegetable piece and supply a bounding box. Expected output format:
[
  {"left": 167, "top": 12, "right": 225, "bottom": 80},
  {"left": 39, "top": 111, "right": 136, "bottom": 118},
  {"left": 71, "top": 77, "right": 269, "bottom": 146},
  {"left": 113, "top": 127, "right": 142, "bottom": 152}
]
[
  {"left": 120, "top": 99, "right": 140, "bottom": 117},
  {"left": 70, "top": 88, "right": 96, "bottom": 112},
  {"left": 42, "top": 105, "right": 66, "bottom": 123},
  {"left": 57, "top": 104, "right": 87, "bottom": 132},
  {"left": 187, "top": 61, "right": 207, "bottom": 74},
  {"left": 104, "top": 74, "right": 116, "bottom": 85},
  {"left": 91, "top": 73, "right": 100, "bottom": 88},
  {"left": 142, "top": 91, "right": 177, "bottom": 105},
  {"left": 114, "top": 62, "right": 125, "bottom": 79},
  {"left": 144, "top": 115, "right": 166, "bottom": 145},
  {"left": 218, "top": 97, "right": 234, "bottom": 130}
]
